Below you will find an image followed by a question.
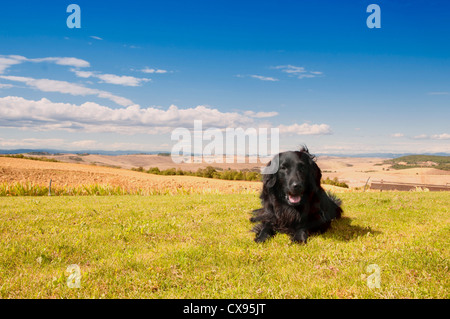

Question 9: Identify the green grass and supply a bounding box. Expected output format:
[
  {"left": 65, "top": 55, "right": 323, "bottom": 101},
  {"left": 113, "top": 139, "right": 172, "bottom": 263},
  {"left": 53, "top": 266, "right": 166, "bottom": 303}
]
[
  {"left": 0, "top": 182, "right": 205, "bottom": 196},
  {"left": 321, "top": 177, "right": 349, "bottom": 188},
  {"left": 0, "top": 192, "right": 448, "bottom": 298},
  {"left": 385, "top": 155, "right": 450, "bottom": 171}
]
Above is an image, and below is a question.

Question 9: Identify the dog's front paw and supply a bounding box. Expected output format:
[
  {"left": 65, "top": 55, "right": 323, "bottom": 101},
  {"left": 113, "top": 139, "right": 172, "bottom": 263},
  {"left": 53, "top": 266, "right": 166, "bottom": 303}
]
[
  {"left": 254, "top": 234, "right": 268, "bottom": 243},
  {"left": 291, "top": 229, "right": 308, "bottom": 244},
  {"left": 253, "top": 224, "right": 275, "bottom": 243},
  {"left": 254, "top": 229, "right": 272, "bottom": 243}
]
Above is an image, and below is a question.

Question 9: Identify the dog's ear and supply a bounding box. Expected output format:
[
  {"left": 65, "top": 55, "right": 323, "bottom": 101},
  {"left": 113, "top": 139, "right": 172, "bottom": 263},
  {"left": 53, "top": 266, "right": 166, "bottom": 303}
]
[
  {"left": 262, "top": 167, "right": 277, "bottom": 188},
  {"left": 309, "top": 158, "right": 322, "bottom": 187},
  {"left": 261, "top": 154, "right": 279, "bottom": 188},
  {"left": 297, "top": 149, "right": 322, "bottom": 188},
  {"left": 306, "top": 153, "right": 322, "bottom": 188}
]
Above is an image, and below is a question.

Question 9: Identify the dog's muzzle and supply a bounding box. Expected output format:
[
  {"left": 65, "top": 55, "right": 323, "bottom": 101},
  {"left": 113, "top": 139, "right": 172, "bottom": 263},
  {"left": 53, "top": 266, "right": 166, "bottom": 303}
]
[{"left": 287, "top": 193, "right": 302, "bottom": 205}]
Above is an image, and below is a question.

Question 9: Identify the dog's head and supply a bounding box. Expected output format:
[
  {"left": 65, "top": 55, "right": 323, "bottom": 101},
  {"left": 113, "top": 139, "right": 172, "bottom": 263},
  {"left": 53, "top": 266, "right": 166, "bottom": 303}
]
[{"left": 262, "top": 147, "right": 322, "bottom": 206}]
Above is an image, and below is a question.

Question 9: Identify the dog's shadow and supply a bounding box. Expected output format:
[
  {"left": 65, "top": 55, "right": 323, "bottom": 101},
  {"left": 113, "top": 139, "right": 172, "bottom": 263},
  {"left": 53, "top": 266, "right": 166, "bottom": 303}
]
[{"left": 321, "top": 217, "right": 381, "bottom": 241}]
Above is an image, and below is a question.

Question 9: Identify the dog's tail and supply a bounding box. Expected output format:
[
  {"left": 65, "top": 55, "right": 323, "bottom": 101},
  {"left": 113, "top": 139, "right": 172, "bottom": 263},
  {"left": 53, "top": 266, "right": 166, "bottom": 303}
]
[
  {"left": 326, "top": 190, "right": 342, "bottom": 207},
  {"left": 322, "top": 190, "right": 343, "bottom": 220}
]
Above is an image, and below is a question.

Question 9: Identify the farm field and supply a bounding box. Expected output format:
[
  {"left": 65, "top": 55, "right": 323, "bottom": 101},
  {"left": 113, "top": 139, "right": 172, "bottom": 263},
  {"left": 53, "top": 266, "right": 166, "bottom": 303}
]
[
  {"left": 0, "top": 157, "right": 262, "bottom": 194},
  {"left": 21, "top": 153, "right": 450, "bottom": 188},
  {"left": 0, "top": 192, "right": 448, "bottom": 298}
]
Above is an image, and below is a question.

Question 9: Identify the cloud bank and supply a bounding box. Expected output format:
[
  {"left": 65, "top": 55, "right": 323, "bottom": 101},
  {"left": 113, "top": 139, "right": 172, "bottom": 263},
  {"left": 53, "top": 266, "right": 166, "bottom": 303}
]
[
  {"left": 0, "top": 96, "right": 332, "bottom": 137},
  {"left": 0, "top": 76, "right": 134, "bottom": 106}
]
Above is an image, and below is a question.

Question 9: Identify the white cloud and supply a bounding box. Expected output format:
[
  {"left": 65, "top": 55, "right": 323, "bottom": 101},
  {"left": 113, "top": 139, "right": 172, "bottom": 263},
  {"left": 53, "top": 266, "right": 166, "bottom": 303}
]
[
  {"left": 0, "top": 83, "right": 13, "bottom": 89},
  {"left": 0, "top": 137, "right": 65, "bottom": 148},
  {"left": 0, "top": 56, "right": 26, "bottom": 74},
  {"left": 0, "top": 54, "right": 144, "bottom": 103},
  {"left": 28, "top": 57, "right": 90, "bottom": 68},
  {"left": 123, "top": 44, "right": 140, "bottom": 49},
  {"left": 0, "top": 137, "right": 162, "bottom": 151},
  {"left": 71, "top": 70, "right": 94, "bottom": 78},
  {"left": 95, "top": 73, "right": 150, "bottom": 86},
  {"left": 411, "top": 133, "right": 450, "bottom": 140},
  {"left": 0, "top": 96, "right": 330, "bottom": 139},
  {"left": 71, "top": 69, "right": 150, "bottom": 87},
  {"left": 297, "top": 74, "right": 317, "bottom": 79},
  {"left": 431, "top": 133, "right": 450, "bottom": 140},
  {"left": 1, "top": 54, "right": 152, "bottom": 87},
  {"left": 141, "top": 67, "right": 168, "bottom": 74},
  {"left": 273, "top": 65, "right": 306, "bottom": 74},
  {"left": 90, "top": 36, "right": 103, "bottom": 40},
  {"left": 236, "top": 74, "right": 279, "bottom": 81},
  {"left": 249, "top": 75, "right": 279, "bottom": 82},
  {"left": 0, "top": 75, "right": 133, "bottom": 106},
  {"left": 70, "top": 140, "right": 100, "bottom": 148},
  {"left": 391, "top": 133, "right": 404, "bottom": 138},
  {"left": 243, "top": 111, "right": 278, "bottom": 118},
  {"left": 315, "top": 141, "right": 450, "bottom": 155},
  {"left": 0, "top": 55, "right": 90, "bottom": 74},
  {"left": 0, "top": 96, "right": 257, "bottom": 134},
  {"left": 273, "top": 65, "right": 323, "bottom": 79},
  {"left": 278, "top": 123, "right": 332, "bottom": 135}
]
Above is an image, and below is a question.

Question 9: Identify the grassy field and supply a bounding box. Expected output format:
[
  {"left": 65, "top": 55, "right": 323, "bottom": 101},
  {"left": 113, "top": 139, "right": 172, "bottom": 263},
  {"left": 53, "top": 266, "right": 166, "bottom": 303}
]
[
  {"left": 0, "top": 192, "right": 448, "bottom": 298},
  {"left": 384, "top": 154, "right": 450, "bottom": 171}
]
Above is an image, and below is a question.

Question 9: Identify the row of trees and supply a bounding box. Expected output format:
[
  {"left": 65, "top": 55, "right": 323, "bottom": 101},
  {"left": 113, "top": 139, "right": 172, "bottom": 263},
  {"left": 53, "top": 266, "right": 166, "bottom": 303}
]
[
  {"left": 133, "top": 166, "right": 350, "bottom": 187},
  {"left": 132, "top": 166, "right": 262, "bottom": 181}
]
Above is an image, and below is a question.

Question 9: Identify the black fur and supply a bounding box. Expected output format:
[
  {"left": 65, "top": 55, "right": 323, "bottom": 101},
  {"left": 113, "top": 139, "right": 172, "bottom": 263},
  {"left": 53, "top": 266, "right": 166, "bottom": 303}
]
[{"left": 250, "top": 147, "right": 343, "bottom": 244}]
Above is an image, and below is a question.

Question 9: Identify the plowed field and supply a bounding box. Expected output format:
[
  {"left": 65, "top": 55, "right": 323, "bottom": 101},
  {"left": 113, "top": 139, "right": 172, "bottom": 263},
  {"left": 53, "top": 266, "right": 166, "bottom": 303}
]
[{"left": 0, "top": 157, "right": 263, "bottom": 194}]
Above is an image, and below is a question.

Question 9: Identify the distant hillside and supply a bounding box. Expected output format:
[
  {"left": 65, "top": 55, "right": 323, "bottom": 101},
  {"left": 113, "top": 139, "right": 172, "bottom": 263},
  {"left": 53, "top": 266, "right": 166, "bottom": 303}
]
[
  {"left": 0, "top": 149, "right": 163, "bottom": 156},
  {"left": 384, "top": 155, "right": 450, "bottom": 171}
]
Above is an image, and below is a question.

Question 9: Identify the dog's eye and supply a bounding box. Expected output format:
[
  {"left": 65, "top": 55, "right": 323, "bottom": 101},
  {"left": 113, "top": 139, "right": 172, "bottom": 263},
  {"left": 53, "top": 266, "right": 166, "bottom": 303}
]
[{"left": 280, "top": 165, "right": 287, "bottom": 170}]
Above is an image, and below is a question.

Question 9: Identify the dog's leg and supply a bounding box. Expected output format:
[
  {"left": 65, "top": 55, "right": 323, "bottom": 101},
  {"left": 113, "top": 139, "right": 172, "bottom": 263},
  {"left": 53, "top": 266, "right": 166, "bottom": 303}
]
[
  {"left": 253, "top": 223, "right": 275, "bottom": 243},
  {"left": 291, "top": 228, "right": 308, "bottom": 244},
  {"left": 307, "top": 211, "right": 331, "bottom": 234},
  {"left": 317, "top": 219, "right": 331, "bottom": 234}
]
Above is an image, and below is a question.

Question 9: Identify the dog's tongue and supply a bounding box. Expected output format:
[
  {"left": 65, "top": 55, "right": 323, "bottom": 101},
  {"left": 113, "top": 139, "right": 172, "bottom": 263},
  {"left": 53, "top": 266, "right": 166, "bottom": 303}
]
[{"left": 288, "top": 194, "right": 301, "bottom": 203}]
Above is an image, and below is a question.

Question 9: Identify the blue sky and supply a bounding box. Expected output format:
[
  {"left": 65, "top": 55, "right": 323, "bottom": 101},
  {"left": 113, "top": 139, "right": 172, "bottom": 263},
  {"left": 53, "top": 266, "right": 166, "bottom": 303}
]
[{"left": 0, "top": 0, "right": 449, "bottom": 155}]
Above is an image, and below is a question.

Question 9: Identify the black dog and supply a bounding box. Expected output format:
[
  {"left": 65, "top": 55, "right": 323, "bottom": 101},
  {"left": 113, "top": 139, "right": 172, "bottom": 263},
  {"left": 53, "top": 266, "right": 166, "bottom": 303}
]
[{"left": 250, "top": 147, "right": 343, "bottom": 244}]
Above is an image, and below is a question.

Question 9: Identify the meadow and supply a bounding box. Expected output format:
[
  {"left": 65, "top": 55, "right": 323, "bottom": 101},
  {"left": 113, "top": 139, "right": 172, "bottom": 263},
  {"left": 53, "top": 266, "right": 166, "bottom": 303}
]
[{"left": 0, "top": 191, "right": 448, "bottom": 298}]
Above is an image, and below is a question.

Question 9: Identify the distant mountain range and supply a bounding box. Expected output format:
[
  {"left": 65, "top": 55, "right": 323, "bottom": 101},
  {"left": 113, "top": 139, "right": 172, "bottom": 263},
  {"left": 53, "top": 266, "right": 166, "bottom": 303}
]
[
  {"left": 1, "top": 149, "right": 450, "bottom": 158},
  {"left": 0, "top": 149, "right": 165, "bottom": 156}
]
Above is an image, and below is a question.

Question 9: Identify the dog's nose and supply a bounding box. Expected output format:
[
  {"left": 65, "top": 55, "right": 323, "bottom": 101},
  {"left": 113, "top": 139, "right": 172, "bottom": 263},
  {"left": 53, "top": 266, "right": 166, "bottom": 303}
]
[{"left": 291, "top": 182, "right": 302, "bottom": 191}]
